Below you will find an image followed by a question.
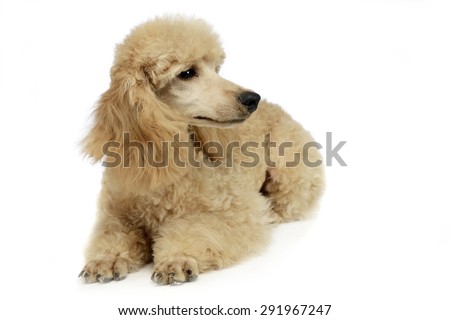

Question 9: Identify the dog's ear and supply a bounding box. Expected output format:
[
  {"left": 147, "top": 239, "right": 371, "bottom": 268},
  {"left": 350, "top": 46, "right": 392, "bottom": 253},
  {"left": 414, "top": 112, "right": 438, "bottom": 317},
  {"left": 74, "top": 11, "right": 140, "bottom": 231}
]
[
  {"left": 81, "top": 74, "right": 128, "bottom": 161},
  {"left": 81, "top": 67, "right": 186, "bottom": 163},
  {"left": 82, "top": 66, "right": 190, "bottom": 188}
]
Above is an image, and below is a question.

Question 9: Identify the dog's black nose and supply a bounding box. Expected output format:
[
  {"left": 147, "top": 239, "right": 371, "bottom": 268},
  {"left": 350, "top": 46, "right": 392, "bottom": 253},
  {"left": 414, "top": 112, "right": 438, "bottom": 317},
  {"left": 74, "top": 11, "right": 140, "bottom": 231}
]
[{"left": 238, "top": 91, "right": 261, "bottom": 113}]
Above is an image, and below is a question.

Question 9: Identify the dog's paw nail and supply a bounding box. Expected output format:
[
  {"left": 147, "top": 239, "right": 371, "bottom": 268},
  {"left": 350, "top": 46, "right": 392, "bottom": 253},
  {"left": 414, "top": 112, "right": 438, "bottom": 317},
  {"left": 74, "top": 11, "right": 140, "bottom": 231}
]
[
  {"left": 114, "top": 272, "right": 125, "bottom": 281},
  {"left": 152, "top": 272, "right": 161, "bottom": 280},
  {"left": 187, "top": 273, "right": 198, "bottom": 282},
  {"left": 83, "top": 272, "right": 90, "bottom": 278},
  {"left": 78, "top": 269, "right": 86, "bottom": 278},
  {"left": 185, "top": 268, "right": 197, "bottom": 281},
  {"left": 168, "top": 275, "right": 183, "bottom": 285},
  {"left": 152, "top": 272, "right": 162, "bottom": 283},
  {"left": 98, "top": 276, "right": 113, "bottom": 283}
]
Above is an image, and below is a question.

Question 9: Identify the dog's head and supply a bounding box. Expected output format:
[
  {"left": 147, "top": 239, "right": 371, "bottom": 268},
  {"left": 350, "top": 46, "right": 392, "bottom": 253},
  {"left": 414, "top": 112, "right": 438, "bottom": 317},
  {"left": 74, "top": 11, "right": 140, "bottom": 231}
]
[
  {"left": 133, "top": 16, "right": 260, "bottom": 128},
  {"left": 82, "top": 16, "right": 259, "bottom": 177}
]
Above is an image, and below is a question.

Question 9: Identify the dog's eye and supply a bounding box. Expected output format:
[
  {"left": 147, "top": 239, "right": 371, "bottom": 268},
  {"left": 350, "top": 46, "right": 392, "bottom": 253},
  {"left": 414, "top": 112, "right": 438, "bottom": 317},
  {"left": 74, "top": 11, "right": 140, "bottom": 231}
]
[{"left": 178, "top": 68, "right": 197, "bottom": 79}]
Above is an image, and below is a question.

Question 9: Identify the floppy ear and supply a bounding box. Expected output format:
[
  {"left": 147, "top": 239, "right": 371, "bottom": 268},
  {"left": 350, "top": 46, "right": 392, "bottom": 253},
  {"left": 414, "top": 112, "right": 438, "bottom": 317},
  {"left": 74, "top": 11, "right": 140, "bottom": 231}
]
[
  {"left": 82, "top": 68, "right": 187, "bottom": 162},
  {"left": 82, "top": 67, "right": 191, "bottom": 189},
  {"left": 81, "top": 75, "right": 129, "bottom": 161}
]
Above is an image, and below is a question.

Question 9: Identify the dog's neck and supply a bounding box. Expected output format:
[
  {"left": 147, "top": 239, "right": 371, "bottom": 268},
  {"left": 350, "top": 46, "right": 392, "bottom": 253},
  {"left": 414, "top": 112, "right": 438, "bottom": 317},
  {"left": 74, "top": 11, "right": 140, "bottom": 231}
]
[{"left": 189, "top": 125, "right": 238, "bottom": 160}]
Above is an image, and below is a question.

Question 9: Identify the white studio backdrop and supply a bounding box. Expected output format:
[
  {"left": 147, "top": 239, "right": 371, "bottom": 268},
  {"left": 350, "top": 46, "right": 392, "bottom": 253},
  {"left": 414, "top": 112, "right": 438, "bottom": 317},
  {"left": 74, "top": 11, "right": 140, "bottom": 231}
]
[{"left": 0, "top": 0, "right": 449, "bottom": 319}]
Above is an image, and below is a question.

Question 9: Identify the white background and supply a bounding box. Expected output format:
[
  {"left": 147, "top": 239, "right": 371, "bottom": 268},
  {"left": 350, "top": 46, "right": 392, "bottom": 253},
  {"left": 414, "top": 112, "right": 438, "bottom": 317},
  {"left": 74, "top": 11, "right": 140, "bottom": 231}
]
[{"left": 1, "top": 0, "right": 449, "bottom": 319}]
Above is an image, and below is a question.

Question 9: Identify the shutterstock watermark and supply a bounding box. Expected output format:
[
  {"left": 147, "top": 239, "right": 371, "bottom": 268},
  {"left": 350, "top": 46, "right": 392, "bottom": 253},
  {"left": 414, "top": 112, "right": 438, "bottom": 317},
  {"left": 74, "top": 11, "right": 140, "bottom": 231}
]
[{"left": 101, "top": 132, "right": 347, "bottom": 168}]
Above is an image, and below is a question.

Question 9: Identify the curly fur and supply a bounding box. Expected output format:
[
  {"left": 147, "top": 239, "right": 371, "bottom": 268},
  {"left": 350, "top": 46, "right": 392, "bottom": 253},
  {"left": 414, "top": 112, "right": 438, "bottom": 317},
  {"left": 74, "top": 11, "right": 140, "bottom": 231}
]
[{"left": 80, "top": 16, "right": 324, "bottom": 285}]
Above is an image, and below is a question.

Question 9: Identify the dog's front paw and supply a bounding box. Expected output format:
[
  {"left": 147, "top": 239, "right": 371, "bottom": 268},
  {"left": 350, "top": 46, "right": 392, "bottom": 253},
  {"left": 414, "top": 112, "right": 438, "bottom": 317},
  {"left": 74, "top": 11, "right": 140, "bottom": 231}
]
[
  {"left": 79, "top": 257, "right": 129, "bottom": 284},
  {"left": 152, "top": 256, "right": 199, "bottom": 285}
]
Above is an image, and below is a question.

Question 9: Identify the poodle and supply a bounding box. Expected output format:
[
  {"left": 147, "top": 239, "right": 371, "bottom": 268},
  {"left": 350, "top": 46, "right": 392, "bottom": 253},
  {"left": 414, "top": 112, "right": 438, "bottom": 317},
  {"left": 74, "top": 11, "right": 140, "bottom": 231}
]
[{"left": 80, "top": 16, "right": 324, "bottom": 285}]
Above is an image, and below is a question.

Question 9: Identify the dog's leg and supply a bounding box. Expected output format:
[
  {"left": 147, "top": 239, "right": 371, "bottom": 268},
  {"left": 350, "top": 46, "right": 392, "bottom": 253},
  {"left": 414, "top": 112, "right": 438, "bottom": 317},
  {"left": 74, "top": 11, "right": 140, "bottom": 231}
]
[
  {"left": 151, "top": 196, "right": 272, "bottom": 285},
  {"left": 264, "top": 165, "right": 323, "bottom": 222},
  {"left": 262, "top": 122, "right": 324, "bottom": 222},
  {"left": 79, "top": 214, "right": 151, "bottom": 283}
]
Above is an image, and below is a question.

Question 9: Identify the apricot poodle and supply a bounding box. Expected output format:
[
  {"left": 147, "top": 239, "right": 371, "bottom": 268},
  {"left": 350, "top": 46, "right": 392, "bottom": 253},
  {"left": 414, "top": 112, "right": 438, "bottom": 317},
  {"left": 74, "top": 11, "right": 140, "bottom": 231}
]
[{"left": 80, "top": 16, "right": 324, "bottom": 285}]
